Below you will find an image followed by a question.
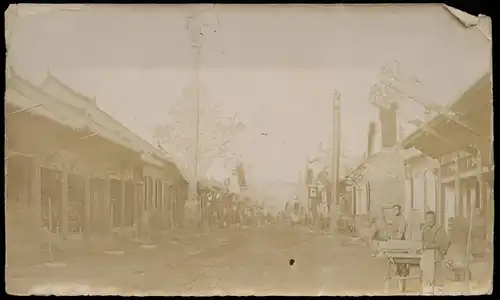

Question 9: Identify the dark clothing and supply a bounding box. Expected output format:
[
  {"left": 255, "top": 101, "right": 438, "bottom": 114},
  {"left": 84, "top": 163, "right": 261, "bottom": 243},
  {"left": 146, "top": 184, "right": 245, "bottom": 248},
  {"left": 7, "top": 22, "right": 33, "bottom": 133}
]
[{"left": 422, "top": 224, "right": 449, "bottom": 261}]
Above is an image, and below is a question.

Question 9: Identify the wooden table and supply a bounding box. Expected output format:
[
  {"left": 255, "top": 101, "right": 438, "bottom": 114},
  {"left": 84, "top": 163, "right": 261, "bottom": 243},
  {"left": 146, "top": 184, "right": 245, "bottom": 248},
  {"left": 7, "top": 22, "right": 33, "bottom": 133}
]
[{"left": 381, "top": 251, "right": 422, "bottom": 293}]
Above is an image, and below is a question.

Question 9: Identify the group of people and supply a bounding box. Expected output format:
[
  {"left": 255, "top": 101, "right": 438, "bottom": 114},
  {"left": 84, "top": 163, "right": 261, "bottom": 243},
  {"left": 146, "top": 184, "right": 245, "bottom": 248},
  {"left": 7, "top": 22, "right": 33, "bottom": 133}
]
[
  {"left": 281, "top": 197, "right": 330, "bottom": 231},
  {"left": 384, "top": 204, "right": 450, "bottom": 294}
]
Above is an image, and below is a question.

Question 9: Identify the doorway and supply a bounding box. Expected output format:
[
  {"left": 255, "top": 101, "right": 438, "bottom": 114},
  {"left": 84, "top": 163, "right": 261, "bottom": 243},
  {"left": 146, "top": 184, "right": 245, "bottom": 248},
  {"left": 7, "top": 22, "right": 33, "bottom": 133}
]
[
  {"left": 68, "top": 174, "right": 85, "bottom": 234},
  {"left": 40, "top": 167, "right": 63, "bottom": 234},
  {"left": 124, "top": 181, "right": 135, "bottom": 227},
  {"left": 90, "top": 178, "right": 106, "bottom": 232},
  {"left": 6, "top": 155, "right": 33, "bottom": 213},
  {"left": 110, "top": 179, "right": 123, "bottom": 228}
]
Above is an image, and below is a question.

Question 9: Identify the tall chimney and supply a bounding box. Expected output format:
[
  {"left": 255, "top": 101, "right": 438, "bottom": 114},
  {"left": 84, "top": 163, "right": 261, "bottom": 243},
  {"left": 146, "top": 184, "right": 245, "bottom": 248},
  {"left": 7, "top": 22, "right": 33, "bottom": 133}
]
[{"left": 379, "top": 103, "right": 398, "bottom": 148}]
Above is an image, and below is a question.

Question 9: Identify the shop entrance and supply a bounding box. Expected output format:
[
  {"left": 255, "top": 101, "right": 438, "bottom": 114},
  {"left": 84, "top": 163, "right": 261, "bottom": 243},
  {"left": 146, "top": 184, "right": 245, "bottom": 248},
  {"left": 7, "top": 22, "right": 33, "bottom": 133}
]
[
  {"left": 40, "top": 167, "right": 63, "bottom": 234},
  {"left": 68, "top": 174, "right": 85, "bottom": 234},
  {"left": 110, "top": 179, "right": 123, "bottom": 228}
]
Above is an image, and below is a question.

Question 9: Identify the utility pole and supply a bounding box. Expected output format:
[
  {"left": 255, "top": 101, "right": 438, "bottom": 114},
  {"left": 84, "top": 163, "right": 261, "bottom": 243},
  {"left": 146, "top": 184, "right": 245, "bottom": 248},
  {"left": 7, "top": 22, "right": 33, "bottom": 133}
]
[
  {"left": 330, "top": 90, "right": 341, "bottom": 232},
  {"left": 187, "top": 7, "right": 206, "bottom": 231}
]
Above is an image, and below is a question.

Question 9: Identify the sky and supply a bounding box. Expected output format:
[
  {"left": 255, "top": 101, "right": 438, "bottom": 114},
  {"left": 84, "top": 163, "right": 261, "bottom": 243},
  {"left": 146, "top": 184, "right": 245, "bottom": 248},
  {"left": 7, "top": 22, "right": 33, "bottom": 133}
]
[{"left": 6, "top": 4, "right": 491, "bottom": 186}]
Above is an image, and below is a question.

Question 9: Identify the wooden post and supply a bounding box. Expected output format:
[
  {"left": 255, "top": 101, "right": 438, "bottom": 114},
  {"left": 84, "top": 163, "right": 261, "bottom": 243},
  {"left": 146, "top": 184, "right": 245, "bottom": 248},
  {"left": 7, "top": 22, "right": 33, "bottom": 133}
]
[
  {"left": 169, "top": 184, "right": 174, "bottom": 229},
  {"left": 31, "top": 158, "right": 42, "bottom": 229},
  {"left": 423, "top": 169, "right": 428, "bottom": 213},
  {"left": 152, "top": 178, "right": 157, "bottom": 211},
  {"left": 330, "top": 91, "right": 341, "bottom": 233},
  {"left": 454, "top": 153, "right": 461, "bottom": 218},
  {"left": 103, "top": 178, "right": 111, "bottom": 232},
  {"left": 60, "top": 170, "right": 69, "bottom": 239},
  {"left": 433, "top": 168, "right": 443, "bottom": 225},
  {"left": 465, "top": 199, "right": 475, "bottom": 290},
  {"left": 84, "top": 176, "right": 91, "bottom": 239},
  {"left": 120, "top": 180, "right": 126, "bottom": 228},
  {"left": 161, "top": 181, "right": 165, "bottom": 214},
  {"left": 48, "top": 196, "right": 54, "bottom": 262},
  {"left": 132, "top": 181, "right": 138, "bottom": 228}
]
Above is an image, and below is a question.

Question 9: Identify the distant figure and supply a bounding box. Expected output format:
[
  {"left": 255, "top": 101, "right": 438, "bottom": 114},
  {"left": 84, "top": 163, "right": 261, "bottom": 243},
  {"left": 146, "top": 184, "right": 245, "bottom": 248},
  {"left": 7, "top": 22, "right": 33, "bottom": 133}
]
[
  {"left": 420, "top": 211, "right": 449, "bottom": 295},
  {"left": 389, "top": 204, "right": 407, "bottom": 240}
]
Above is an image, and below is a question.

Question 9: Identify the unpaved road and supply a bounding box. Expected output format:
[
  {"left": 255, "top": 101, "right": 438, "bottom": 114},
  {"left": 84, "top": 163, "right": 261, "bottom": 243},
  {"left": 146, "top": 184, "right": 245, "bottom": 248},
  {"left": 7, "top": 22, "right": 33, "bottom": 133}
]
[{"left": 6, "top": 225, "right": 393, "bottom": 296}]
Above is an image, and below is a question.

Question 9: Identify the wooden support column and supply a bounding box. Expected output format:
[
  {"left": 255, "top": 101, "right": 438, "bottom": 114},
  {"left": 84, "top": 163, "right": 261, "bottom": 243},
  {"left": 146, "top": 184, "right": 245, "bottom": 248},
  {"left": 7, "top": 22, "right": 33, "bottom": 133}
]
[
  {"left": 137, "top": 181, "right": 145, "bottom": 224},
  {"left": 31, "top": 158, "right": 42, "bottom": 229},
  {"left": 403, "top": 160, "right": 412, "bottom": 220},
  {"left": 151, "top": 178, "right": 157, "bottom": 211},
  {"left": 169, "top": 184, "right": 174, "bottom": 229},
  {"left": 120, "top": 180, "right": 126, "bottom": 228},
  {"left": 433, "top": 168, "right": 443, "bottom": 225},
  {"left": 161, "top": 181, "right": 166, "bottom": 215},
  {"left": 132, "top": 182, "right": 138, "bottom": 227},
  {"left": 423, "top": 169, "right": 428, "bottom": 212},
  {"left": 103, "top": 178, "right": 111, "bottom": 232},
  {"left": 84, "top": 176, "right": 91, "bottom": 239},
  {"left": 476, "top": 153, "right": 485, "bottom": 231},
  {"left": 454, "top": 153, "right": 461, "bottom": 218},
  {"left": 60, "top": 170, "right": 69, "bottom": 238}
]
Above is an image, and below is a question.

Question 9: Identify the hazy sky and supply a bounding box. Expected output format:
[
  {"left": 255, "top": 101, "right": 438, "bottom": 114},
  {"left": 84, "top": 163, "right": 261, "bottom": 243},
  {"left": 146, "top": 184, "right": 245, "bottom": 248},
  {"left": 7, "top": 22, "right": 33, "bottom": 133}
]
[{"left": 7, "top": 4, "right": 490, "bottom": 185}]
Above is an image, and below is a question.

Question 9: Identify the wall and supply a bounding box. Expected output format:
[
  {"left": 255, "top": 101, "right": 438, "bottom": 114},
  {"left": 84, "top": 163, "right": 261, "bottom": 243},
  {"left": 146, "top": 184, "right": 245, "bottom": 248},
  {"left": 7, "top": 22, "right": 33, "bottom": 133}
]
[
  {"left": 404, "top": 154, "right": 440, "bottom": 222},
  {"left": 7, "top": 113, "right": 139, "bottom": 179},
  {"left": 6, "top": 111, "right": 142, "bottom": 238},
  {"left": 354, "top": 149, "right": 407, "bottom": 218}
]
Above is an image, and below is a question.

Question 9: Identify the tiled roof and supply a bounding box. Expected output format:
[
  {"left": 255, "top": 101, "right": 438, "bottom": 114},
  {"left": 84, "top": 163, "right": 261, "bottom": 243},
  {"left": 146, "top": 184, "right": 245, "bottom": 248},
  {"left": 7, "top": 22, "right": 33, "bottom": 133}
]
[
  {"left": 6, "top": 71, "right": 133, "bottom": 151},
  {"left": 39, "top": 73, "right": 178, "bottom": 169},
  {"left": 7, "top": 69, "right": 184, "bottom": 179},
  {"left": 400, "top": 72, "right": 492, "bottom": 157}
]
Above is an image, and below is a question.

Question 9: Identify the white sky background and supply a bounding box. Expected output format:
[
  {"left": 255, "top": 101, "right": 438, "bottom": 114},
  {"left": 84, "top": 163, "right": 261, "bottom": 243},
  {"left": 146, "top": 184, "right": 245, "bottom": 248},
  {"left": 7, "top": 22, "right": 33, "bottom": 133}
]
[{"left": 7, "top": 4, "right": 491, "bottom": 185}]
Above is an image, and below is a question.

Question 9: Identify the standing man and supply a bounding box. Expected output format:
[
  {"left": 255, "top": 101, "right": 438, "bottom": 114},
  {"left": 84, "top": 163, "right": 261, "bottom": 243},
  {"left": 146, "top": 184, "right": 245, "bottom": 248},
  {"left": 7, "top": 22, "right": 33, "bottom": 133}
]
[
  {"left": 390, "top": 204, "right": 407, "bottom": 240},
  {"left": 390, "top": 204, "right": 409, "bottom": 290},
  {"left": 420, "top": 211, "right": 449, "bottom": 295}
]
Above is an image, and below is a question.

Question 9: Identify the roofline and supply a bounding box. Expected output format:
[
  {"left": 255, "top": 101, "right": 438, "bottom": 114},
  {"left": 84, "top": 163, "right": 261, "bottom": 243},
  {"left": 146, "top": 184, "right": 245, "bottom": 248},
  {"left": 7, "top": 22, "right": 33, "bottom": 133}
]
[
  {"left": 343, "top": 146, "right": 401, "bottom": 180},
  {"left": 42, "top": 72, "right": 181, "bottom": 170},
  {"left": 45, "top": 71, "right": 97, "bottom": 105},
  {"left": 400, "top": 71, "right": 491, "bottom": 149}
]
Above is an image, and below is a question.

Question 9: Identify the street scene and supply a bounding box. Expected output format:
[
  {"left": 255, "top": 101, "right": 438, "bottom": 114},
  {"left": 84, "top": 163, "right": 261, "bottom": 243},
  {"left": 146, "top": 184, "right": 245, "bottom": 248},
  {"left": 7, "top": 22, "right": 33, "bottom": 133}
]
[{"left": 5, "top": 4, "right": 493, "bottom": 296}]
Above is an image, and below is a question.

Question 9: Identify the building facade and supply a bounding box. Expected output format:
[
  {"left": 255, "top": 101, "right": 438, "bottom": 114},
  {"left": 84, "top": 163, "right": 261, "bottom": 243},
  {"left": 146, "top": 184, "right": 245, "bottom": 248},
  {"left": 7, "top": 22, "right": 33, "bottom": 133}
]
[
  {"left": 5, "top": 70, "right": 187, "bottom": 249},
  {"left": 342, "top": 147, "right": 407, "bottom": 220},
  {"left": 401, "top": 72, "right": 493, "bottom": 244}
]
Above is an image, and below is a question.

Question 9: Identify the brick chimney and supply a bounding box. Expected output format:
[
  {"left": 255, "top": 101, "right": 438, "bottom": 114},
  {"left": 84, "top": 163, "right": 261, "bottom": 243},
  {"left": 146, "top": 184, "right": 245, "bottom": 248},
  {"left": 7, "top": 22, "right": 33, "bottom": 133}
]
[{"left": 379, "top": 103, "right": 398, "bottom": 148}]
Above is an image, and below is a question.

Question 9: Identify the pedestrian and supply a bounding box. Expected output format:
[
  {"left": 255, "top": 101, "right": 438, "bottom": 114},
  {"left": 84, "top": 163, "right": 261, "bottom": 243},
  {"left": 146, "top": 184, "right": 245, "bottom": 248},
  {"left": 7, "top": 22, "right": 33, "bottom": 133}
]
[
  {"left": 419, "top": 211, "right": 450, "bottom": 295},
  {"left": 389, "top": 204, "right": 410, "bottom": 290}
]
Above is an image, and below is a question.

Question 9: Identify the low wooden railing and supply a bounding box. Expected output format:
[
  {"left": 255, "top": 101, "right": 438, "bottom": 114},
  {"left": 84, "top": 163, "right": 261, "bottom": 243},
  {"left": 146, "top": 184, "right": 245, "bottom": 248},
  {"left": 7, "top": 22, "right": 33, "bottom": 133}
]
[{"left": 440, "top": 155, "right": 478, "bottom": 178}]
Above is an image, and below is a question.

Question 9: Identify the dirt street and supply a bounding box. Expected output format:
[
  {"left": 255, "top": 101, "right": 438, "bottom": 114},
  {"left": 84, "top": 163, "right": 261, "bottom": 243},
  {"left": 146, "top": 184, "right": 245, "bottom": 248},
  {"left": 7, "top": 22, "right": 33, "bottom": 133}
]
[{"left": 6, "top": 225, "right": 392, "bottom": 296}]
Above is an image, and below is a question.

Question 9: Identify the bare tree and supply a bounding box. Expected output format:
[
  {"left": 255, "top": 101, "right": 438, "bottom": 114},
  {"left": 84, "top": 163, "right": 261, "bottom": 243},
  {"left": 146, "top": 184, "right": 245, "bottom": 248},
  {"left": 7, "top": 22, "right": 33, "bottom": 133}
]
[{"left": 153, "top": 93, "right": 245, "bottom": 179}]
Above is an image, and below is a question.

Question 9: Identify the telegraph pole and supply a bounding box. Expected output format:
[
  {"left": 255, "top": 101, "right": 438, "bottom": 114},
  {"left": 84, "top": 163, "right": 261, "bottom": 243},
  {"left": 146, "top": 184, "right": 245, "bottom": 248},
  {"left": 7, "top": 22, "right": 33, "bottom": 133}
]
[
  {"left": 330, "top": 90, "right": 341, "bottom": 232},
  {"left": 187, "top": 7, "right": 206, "bottom": 231}
]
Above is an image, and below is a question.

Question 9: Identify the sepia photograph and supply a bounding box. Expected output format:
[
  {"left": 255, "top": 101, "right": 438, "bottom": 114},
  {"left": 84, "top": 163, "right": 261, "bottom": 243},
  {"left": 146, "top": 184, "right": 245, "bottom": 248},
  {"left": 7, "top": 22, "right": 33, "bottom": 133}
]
[{"left": 4, "top": 3, "right": 492, "bottom": 296}]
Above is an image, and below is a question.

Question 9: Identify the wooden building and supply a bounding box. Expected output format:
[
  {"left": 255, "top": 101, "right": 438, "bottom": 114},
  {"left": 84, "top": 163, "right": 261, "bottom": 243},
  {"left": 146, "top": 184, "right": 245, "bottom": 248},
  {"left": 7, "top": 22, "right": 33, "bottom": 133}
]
[
  {"left": 5, "top": 70, "right": 187, "bottom": 244},
  {"left": 401, "top": 72, "right": 493, "bottom": 245}
]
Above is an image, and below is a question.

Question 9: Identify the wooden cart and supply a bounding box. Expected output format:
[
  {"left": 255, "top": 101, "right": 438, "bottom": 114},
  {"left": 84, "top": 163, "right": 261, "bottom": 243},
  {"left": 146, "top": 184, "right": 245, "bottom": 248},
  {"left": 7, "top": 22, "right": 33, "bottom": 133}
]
[{"left": 379, "top": 241, "right": 422, "bottom": 293}]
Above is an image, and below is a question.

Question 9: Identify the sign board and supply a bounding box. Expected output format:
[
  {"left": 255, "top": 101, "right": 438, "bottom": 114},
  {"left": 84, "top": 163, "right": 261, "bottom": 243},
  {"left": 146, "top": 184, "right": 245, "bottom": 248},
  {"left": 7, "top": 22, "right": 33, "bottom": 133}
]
[{"left": 308, "top": 186, "right": 320, "bottom": 199}]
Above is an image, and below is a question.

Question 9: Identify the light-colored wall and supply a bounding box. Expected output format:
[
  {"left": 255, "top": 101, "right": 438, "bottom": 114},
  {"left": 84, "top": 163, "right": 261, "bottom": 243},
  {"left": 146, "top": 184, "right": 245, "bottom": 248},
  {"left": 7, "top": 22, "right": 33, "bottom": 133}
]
[
  {"left": 404, "top": 154, "right": 439, "bottom": 223},
  {"left": 353, "top": 150, "right": 406, "bottom": 218}
]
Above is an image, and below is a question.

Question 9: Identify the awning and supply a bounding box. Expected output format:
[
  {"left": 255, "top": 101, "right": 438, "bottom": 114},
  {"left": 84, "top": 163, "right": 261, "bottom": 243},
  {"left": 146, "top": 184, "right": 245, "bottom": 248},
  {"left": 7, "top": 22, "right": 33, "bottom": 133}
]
[{"left": 402, "top": 72, "right": 492, "bottom": 160}]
